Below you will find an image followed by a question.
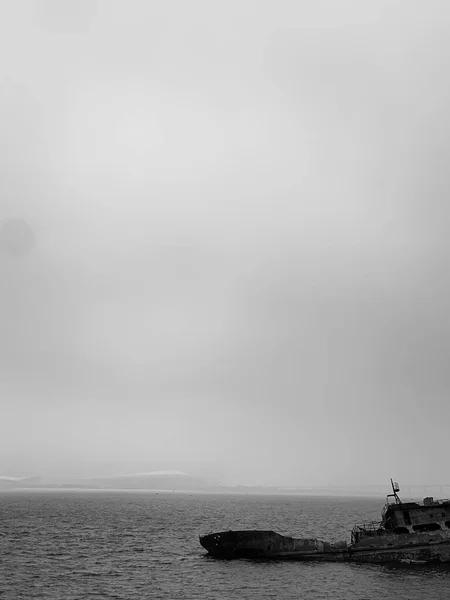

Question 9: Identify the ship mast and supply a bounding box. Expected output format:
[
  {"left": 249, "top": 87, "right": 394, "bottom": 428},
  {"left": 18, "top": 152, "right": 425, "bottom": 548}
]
[{"left": 387, "top": 478, "right": 401, "bottom": 504}]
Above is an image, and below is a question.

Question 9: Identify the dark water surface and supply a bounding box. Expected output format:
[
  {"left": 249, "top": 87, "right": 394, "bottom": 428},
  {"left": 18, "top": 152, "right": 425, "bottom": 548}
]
[{"left": 1, "top": 491, "right": 449, "bottom": 599}]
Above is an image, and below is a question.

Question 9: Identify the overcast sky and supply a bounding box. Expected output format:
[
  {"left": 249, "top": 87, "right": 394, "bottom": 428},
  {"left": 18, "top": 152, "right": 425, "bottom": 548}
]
[{"left": 1, "top": 0, "right": 450, "bottom": 487}]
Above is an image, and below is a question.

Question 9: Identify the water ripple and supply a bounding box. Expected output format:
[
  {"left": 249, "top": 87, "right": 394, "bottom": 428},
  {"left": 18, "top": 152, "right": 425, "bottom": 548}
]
[{"left": 1, "top": 491, "right": 450, "bottom": 599}]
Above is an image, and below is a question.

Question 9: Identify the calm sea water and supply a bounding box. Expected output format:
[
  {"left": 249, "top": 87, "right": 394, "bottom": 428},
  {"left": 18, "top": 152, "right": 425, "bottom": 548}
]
[{"left": 1, "top": 491, "right": 449, "bottom": 599}]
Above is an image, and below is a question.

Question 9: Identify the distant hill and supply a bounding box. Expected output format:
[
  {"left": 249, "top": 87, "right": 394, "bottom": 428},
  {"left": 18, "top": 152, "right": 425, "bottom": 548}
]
[
  {"left": 76, "top": 470, "right": 208, "bottom": 490},
  {"left": 0, "top": 475, "right": 41, "bottom": 489}
]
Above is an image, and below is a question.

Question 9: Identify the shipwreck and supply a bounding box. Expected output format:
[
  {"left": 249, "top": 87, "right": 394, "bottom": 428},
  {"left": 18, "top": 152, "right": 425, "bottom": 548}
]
[{"left": 199, "top": 480, "right": 450, "bottom": 564}]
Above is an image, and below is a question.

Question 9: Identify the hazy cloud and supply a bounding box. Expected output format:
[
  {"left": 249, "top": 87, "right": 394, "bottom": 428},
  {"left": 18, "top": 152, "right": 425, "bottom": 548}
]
[{"left": 1, "top": 0, "right": 450, "bottom": 486}]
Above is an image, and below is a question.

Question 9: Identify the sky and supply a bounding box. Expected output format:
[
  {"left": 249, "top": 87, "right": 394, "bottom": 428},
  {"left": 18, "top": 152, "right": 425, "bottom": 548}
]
[{"left": 1, "top": 0, "right": 450, "bottom": 487}]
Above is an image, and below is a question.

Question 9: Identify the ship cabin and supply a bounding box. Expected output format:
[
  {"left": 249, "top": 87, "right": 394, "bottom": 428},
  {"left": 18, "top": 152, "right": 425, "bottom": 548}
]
[
  {"left": 381, "top": 497, "right": 450, "bottom": 534},
  {"left": 351, "top": 481, "right": 450, "bottom": 544}
]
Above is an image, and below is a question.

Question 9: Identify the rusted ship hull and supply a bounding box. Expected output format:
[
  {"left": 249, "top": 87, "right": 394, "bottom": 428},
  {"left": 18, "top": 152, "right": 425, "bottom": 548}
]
[
  {"left": 200, "top": 530, "right": 450, "bottom": 563},
  {"left": 199, "top": 530, "right": 347, "bottom": 560}
]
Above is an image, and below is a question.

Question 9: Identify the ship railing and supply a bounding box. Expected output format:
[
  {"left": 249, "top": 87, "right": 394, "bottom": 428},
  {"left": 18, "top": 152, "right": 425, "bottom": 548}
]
[
  {"left": 383, "top": 497, "right": 450, "bottom": 513},
  {"left": 353, "top": 520, "right": 382, "bottom": 530},
  {"left": 351, "top": 521, "right": 382, "bottom": 543}
]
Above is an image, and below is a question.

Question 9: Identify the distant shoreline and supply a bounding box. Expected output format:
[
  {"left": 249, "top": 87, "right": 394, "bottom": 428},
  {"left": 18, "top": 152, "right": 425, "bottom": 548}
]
[{"left": 0, "top": 486, "right": 396, "bottom": 498}]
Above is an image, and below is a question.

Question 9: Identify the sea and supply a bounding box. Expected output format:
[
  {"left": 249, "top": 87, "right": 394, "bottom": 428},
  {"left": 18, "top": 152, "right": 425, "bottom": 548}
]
[{"left": 1, "top": 490, "right": 449, "bottom": 599}]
